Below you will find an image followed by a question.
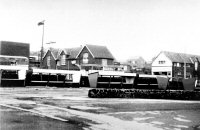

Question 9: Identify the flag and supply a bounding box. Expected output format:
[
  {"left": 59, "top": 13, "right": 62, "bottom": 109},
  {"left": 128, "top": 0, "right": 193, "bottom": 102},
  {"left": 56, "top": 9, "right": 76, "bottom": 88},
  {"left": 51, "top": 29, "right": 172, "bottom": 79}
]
[{"left": 38, "top": 21, "right": 44, "bottom": 26}]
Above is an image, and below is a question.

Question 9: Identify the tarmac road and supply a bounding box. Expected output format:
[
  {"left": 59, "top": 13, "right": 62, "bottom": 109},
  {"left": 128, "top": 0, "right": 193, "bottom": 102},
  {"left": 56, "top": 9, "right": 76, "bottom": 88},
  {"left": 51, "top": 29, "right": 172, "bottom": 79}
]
[
  {"left": 0, "top": 106, "right": 84, "bottom": 130},
  {"left": 0, "top": 87, "right": 200, "bottom": 130}
]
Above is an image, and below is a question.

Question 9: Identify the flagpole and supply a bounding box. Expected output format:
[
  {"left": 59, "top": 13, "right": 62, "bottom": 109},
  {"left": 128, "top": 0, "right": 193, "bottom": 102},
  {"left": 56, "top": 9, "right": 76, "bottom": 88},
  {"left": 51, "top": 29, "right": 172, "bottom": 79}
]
[
  {"left": 38, "top": 20, "right": 45, "bottom": 68},
  {"left": 41, "top": 23, "right": 44, "bottom": 68}
]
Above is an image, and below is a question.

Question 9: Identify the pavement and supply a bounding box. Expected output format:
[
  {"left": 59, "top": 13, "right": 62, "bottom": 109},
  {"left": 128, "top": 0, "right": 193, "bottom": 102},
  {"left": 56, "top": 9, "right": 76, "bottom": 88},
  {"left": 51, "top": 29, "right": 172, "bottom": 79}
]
[{"left": 0, "top": 87, "right": 200, "bottom": 130}]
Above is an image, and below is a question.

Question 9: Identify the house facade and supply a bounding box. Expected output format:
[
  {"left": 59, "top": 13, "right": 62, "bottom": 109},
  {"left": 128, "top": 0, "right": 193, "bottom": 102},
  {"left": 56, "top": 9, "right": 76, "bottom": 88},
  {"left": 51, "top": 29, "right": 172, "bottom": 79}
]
[
  {"left": 42, "top": 48, "right": 61, "bottom": 69},
  {"left": 42, "top": 44, "right": 115, "bottom": 70},
  {"left": 76, "top": 44, "right": 114, "bottom": 70},
  {"left": 57, "top": 47, "right": 81, "bottom": 70},
  {"left": 152, "top": 51, "right": 200, "bottom": 78}
]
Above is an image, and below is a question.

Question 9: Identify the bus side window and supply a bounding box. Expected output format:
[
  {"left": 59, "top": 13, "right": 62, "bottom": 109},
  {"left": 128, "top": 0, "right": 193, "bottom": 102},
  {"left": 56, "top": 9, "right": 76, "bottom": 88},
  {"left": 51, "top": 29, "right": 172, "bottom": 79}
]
[{"left": 65, "top": 74, "right": 73, "bottom": 81}]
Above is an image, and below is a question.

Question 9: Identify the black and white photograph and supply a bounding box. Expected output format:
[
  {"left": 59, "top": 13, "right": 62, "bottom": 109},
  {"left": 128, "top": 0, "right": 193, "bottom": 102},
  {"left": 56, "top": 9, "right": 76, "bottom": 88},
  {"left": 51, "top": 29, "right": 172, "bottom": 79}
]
[{"left": 0, "top": 0, "right": 200, "bottom": 129}]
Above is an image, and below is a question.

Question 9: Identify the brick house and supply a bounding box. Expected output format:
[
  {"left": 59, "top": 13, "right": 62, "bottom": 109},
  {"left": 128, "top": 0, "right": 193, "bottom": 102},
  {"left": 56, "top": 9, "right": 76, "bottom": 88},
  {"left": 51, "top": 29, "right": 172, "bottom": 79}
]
[
  {"left": 152, "top": 51, "right": 200, "bottom": 78},
  {"left": 42, "top": 48, "right": 62, "bottom": 69},
  {"left": 76, "top": 44, "right": 115, "bottom": 70},
  {"left": 57, "top": 47, "right": 81, "bottom": 70},
  {"left": 42, "top": 44, "right": 115, "bottom": 70}
]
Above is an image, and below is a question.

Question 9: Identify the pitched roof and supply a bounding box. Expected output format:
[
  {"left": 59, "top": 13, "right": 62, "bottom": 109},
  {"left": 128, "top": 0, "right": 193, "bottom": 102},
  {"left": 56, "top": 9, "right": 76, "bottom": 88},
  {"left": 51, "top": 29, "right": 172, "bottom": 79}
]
[
  {"left": 43, "top": 44, "right": 115, "bottom": 60},
  {"left": 77, "top": 44, "right": 115, "bottom": 59},
  {"left": 43, "top": 48, "right": 62, "bottom": 60},
  {"left": 63, "top": 47, "right": 82, "bottom": 59},
  {"left": 51, "top": 48, "right": 62, "bottom": 59},
  {"left": 161, "top": 51, "right": 200, "bottom": 63}
]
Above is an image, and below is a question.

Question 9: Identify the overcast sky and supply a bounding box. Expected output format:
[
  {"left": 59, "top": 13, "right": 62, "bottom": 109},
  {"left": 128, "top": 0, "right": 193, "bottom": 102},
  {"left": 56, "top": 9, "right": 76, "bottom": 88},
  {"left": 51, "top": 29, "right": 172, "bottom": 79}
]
[{"left": 0, "top": 0, "right": 200, "bottom": 61}]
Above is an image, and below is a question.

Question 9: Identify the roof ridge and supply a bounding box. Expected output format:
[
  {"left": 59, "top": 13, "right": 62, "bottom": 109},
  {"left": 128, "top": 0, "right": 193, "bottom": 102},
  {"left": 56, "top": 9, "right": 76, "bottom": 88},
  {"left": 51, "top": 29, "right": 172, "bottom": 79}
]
[{"left": 163, "top": 51, "right": 200, "bottom": 57}]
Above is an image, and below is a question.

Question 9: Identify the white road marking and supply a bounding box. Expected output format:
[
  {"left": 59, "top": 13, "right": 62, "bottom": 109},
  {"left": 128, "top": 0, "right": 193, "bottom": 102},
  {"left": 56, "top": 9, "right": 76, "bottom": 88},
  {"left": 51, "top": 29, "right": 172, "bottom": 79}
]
[{"left": 174, "top": 117, "right": 191, "bottom": 122}]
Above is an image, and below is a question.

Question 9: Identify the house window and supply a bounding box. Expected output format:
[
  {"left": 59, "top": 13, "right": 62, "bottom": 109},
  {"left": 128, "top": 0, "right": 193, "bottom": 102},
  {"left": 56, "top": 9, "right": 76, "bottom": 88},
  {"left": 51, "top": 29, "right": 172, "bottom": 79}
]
[
  {"left": 57, "top": 60, "right": 61, "bottom": 66},
  {"left": 124, "top": 66, "right": 128, "bottom": 71},
  {"left": 177, "top": 72, "right": 181, "bottom": 75},
  {"left": 186, "top": 72, "right": 192, "bottom": 78},
  {"left": 195, "top": 61, "right": 198, "bottom": 71},
  {"left": 47, "top": 56, "right": 50, "bottom": 67},
  {"left": 102, "top": 59, "right": 107, "bottom": 66},
  {"left": 158, "top": 61, "right": 165, "bottom": 64},
  {"left": 186, "top": 63, "right": 190, "bottom": 67},
  {"left": 174, "top": 63, "right": 177, "bottom": 67},
  {"left": 71, "top": 60, "right": 76, "bottom": 64},
  {"left": 61, "top": 55, "right": 66, "bottom": 65},
  {"left": 174, "top": 62, "right": 181, "bottom": 67},
  {"left": 83, "top": 53, "right": 89, "bottom": 64}
]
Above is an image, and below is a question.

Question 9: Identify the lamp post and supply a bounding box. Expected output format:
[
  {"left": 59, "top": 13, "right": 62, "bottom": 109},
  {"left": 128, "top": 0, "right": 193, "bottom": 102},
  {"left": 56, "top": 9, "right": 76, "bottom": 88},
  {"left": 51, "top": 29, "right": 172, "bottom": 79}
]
[
  {"left": 46, "top": 41, "right": 56, "bottom": 50},
  {"left": 46, "top": 41, "right": 56, "bottom": 45},
  {"left": 38, "top": 20, "right": 45, "bottom": 68}
]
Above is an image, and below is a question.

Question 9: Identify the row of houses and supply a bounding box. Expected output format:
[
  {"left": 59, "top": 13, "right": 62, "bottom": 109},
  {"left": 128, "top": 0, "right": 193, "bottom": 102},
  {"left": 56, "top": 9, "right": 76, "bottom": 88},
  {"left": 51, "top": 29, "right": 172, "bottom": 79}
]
[
  {"left": 0, "top": 41, "right": 193, "bottom": 78},
  {"left": 28, "top": 43, "right": 200, "bottom": 79},
  {"left": 30, "top": 44, "right": 154, "bottom": 73},
  {"left": 31, "top": 44, "right": 119, "bottom": 71},
  {"left": 1, "top": 41, "right": 199, "bottom": 79},
  {"left": 152, "top": 51, "right": 200, "bottom": 79}
]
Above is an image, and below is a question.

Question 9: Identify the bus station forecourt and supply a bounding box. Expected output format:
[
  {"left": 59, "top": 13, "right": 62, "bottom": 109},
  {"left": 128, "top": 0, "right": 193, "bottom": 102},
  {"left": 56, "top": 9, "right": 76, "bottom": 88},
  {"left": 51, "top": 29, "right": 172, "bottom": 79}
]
[
  {"left": 0, "top": 87, "right": 200, "bottom": 130},
  {"left": 0, "top": 41, "right": 200, "bottom": 129}
]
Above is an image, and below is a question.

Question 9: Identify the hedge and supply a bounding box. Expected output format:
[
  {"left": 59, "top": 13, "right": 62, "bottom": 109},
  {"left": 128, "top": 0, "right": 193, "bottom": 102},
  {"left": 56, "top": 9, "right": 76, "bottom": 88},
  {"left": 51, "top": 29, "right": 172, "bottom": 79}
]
[{"left": 88, "top": 89, "right": 200, "bottom": 100}]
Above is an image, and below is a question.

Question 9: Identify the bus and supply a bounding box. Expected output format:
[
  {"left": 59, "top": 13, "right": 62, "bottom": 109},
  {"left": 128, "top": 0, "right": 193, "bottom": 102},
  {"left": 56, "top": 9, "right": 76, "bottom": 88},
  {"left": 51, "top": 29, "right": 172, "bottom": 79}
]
[{"left": 0, "top": 55, "right": 29, "bottom": 87}]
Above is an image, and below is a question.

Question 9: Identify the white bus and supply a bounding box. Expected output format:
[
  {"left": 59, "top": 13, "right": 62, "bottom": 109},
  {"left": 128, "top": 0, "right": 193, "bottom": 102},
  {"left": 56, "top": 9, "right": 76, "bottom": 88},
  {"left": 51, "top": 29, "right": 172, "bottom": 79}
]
[{"left": 0, "top": 55, "right": 29, "bottom": 87}]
